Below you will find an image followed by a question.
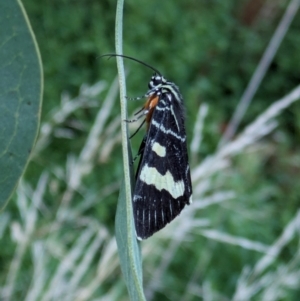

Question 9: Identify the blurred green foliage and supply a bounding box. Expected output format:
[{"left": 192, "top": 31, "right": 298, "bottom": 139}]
[{"left": 23, "top": 0, "right": 300, "bottom": 150}]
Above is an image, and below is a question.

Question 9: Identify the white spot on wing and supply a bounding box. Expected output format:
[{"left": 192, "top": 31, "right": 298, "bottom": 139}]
[
  {"left": 133, "top": 195, "right": 142, "bottom": 201},
  {"left": 171, "top": 105, "right": 180, "bottom": 131},
  {"left": 155, "top": 106, "right": 170, "bottom": 111},
  {"left": 152, "top": 119, "right": 185, "bottom": 142},
  {"left": 139, "top": 164, "right": 185, "bottom": 199},
  {"left": 136, "top": 233, "right": 143, "bottom": 241},
  {"left": 152, "top": 142, "right": 166, "bottom": 157},
  {"left": 160, "top": 99, "right": 166, "bottom": 105}
]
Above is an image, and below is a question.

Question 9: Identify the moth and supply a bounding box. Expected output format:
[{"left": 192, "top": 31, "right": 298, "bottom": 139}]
[{"left": 103, "top": 54, "right": 192, "bottom": 240}]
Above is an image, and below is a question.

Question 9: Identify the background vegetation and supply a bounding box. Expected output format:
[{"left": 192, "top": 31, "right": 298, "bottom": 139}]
[{"left": 1, "top": 0, "right": 300, "bottom": 300}]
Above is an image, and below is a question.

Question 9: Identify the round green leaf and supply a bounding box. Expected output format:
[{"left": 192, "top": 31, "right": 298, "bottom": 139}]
[{"left": 0, "top": 0, "right": 43, "bottom": 209}]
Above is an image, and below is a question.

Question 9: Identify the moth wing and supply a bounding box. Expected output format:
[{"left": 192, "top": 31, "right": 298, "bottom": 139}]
[{"left": 133, "top": 94, "right": 192, "bottom": 239}]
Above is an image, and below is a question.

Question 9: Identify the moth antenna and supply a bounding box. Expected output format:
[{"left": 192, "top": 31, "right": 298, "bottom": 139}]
[{"left": 100, "top": 53, "right": 162, "bottom": 76}]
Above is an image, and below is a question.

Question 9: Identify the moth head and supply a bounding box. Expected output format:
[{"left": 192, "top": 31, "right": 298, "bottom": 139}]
[{"left": 148, "top": 74, "right": 167, "bottom": 89}]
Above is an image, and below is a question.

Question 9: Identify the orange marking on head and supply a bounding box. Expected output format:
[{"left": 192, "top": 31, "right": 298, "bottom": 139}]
[{"left": 144, "top": 95, "right": 159, "bottom": 130}]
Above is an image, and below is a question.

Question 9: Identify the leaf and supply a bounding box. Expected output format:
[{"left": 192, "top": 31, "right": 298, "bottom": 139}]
[
  {"left": 0, "top": 0, "right": 43, "bottom": 209},
  {"left": 115, "top": 180, "right": 146, "bottom": 301},
  {"left": 114, "top": 0, "right": 145, "bottom": 297}
]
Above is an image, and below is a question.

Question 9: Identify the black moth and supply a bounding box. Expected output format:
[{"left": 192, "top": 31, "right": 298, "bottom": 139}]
[{"left": 103, "top": 54, "right": 192, "bottom": 240}]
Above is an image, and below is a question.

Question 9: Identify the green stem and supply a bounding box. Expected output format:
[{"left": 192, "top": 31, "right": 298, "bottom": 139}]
[{"left": 115, "top": 1, "right": 133, "bottom": 216}]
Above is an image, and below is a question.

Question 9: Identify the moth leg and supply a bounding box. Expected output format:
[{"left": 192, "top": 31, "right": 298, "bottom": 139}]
[
  {"left": 131, "top": 135, "right": 146, "bottom": 166},
  {"left": 126, "top": 95, "right": 146, "bottom": 101},
  {"left": 129, "top": 119, "right": 146, "bottom": 139},
  {"left": 124, "top": 109, "right": 149, "bottom": 123}
]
